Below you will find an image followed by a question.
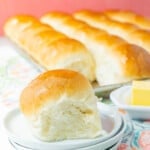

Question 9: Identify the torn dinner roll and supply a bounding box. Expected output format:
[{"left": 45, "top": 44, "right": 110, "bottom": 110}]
[{"left": 20, "top": 69, "right": 101, "bottom": 141}]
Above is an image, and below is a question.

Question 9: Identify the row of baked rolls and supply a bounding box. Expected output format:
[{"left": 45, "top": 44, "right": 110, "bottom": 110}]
[
  {"left": 4, "top": 15, "right": 95, "bottom": 82},
  {"left": 41, "top": 12, "right": 150, "bottom": 85},
  {"left": 74, "top": 10, "right": 150, "bottom": 54}
]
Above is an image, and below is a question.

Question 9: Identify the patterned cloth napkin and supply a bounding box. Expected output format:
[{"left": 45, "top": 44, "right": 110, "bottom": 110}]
[
  {"left": 100, "top": 98, "right": 150, "bottom": 150},
  {"left": 0, "top": 37, "right": 150, "bottom": 150}
]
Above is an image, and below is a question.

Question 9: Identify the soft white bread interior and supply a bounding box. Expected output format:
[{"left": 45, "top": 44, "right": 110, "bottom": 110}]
[
  {"left": 41, "top": 12, "right": 150, "bottom": 85},
  {"left": 74, "top": 10, "right": 150, "bottom": 54},
  {"left": 104, "top": 10, "right": 150, "bottom": 30},
  {"left": 20, "top": 69, "right": 101, "bottom": 141},
  {"left": 4, "top": 15, "right": 95, "bottom": 82}
]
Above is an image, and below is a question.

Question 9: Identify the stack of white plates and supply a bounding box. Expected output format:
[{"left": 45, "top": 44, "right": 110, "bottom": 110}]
[{"left": 2, "top": 103, "right": 126, "bottom": 150}]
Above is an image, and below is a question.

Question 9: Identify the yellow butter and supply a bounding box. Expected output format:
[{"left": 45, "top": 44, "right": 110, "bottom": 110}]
[{"left": 131, "top": 80, "right": 150, "bottom": 106}]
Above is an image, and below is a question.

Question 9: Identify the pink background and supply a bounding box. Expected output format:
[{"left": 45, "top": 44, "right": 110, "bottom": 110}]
[{"left": 0, "top": 0, "right": 150, "bottom": 35}]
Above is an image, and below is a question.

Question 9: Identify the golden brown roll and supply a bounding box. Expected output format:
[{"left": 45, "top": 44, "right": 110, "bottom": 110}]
[
  {"left": 104, "top": 10, "right": 150, "bottom": 30},
  {"left": 41, "top": 12, "right": 150, "bottom": 85},
  {"left": 4, "top": 15, "right": 95, "bottom": 82},
  {"left": 20, "top": 69, "right": 101, "bottom": 141},
  {"left": 74, "top": 10, "right": 150, "bottom": 54}
]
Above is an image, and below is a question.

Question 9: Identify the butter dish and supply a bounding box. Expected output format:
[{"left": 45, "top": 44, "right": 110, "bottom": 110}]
[{"left": 110, "top": 85, "right": 150, "bottom": 120}]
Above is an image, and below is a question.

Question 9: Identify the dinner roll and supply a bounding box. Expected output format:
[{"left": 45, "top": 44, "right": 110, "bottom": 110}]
[
  {"left": 20, "top": 69, "right": 101, "bottom": 141},
  {"left": 41, "top": 12, "right": 150, "bottom": 85},
  {"left": 4, "top": 15, "right": 95, "bottom": 82},
  {"left": 104, "top": 10, "right": 150, "bottom": 30},
  {"left": 74, "top": 10, "right": 150, "bottom": 54}
]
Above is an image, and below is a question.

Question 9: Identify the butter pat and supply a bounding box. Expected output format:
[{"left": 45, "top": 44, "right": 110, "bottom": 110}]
[{"left": 131, "top": 80, "right": 150, "bottom": 106}]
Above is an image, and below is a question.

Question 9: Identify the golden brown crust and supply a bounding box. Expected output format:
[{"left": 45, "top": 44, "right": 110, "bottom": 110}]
[
  {"left": 74, "top": 10, "right": 150, "bottom": 54},
  {"left": 4, "top": 15, "right": 96, "bottom": 82},
  {"left": 115, "top": 44, "right": 150, "bottom": 77},
  {"left": 20, "top": 69, "right": 93, "bottom": 115},
  {"left": 41, "top": 11, "right": 150, "bottom": 82},
  {"left": 104, "top": 10, "right": 150, "bottom": 30}
]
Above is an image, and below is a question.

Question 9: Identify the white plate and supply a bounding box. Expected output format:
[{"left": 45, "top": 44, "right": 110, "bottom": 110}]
[
  {"left": 110, "top": 85, "right": 150, "bottom": 120},
  {"left": 9, "top": 115, "right": 125, "bottom": 150},
  {"left": 2, "top": 103, "right": 122, "bottom": 150}
]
